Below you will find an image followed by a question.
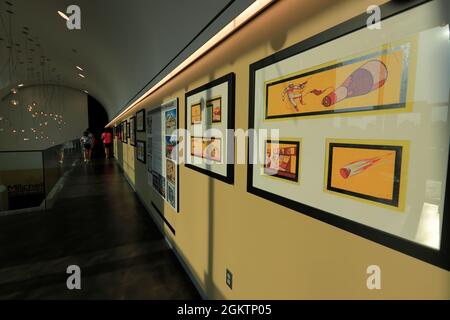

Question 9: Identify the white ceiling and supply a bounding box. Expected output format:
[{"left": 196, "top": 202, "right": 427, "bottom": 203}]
[{"left": 0, "top": 0, "right": 255, "bottom": 119}]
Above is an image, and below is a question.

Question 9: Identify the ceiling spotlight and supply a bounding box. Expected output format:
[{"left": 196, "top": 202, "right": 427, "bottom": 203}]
[
  {"left": 76, "top": 66, "right": 84, "bottom": 71},
  {"left": 57, "top": 11, "right": 70, "bottom": 21},
  {"left": 11, "top": 99, "right": 18, "bottom": 106},
  {"left": 18, "top": 83, "right": 24, "bottom": 87},
  {"left": 84, "top": 90, "right": 89, "bottom": 94},
  {"left": 11, "top": 88, "right": 18, "bottom": 94},
  {"left": 78, "top": 74, "right": 85, "bottom": 78},
  {"left": 24, "top": 138, "right": 30, "bottom": 141}
]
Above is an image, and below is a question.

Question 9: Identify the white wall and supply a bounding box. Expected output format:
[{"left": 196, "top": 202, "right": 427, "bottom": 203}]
[{"left": 0, "top": 85, "right": 88, "bottom": 151}]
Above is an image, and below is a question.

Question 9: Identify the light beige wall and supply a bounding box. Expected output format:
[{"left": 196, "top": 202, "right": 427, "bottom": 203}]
[{"left": 115, "top": 0, "right": 450, "bottom": 299}]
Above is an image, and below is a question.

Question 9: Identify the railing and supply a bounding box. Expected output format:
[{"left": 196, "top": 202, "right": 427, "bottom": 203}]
[{"left": 0, "top": 139, "right": 81, "bottom": 212}]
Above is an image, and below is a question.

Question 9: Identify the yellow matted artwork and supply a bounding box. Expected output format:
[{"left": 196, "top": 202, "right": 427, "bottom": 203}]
[
  {"left": 190, "top": 137, "right": 222, "bottom": 162},
  {"left": 206, "top": 97, "right": 222, "bottom": 123},
  {"left": 263, "top": 139, "right": 301, "bottom": 183},
  {"left": 264, "top": 37, "right": 417, "bottom": 119},
  {"left": 191, "top": 103, "right": 202, "bottom": 125},
  {"left": 324, "top": 139, "right": 409, "bottom": 211}
]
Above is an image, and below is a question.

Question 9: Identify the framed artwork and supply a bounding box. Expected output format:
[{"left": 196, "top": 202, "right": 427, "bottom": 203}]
[
  {"left": 191, "top": 103, "right": 202, "bottom": 125},
  {"left": 136, "top": 109, "right": 145, "bottom": 132},
  {"left": 190, "top": 137, "right": 222, "bottom": 162},
  {"left": 126, "top": 121, "right": 131, "bottom": 138},
  {"left": 206, "top": 97, "right": 222, "bottom": 123},
  {"left": 121, "top": 121, "right": 127, "bottom": 144},
  {"left": 247, "top": 0, "right": 450, "bottom": 270},
  {"left": 185, "top": 73, "right": 235, "bottom": 184},
  {"left": 265, "top": 44, "right": 411, "bottom": 120},
  {"left": 263, "top": 140, "right": 300, "bottom": 183},
  {"left": 325, "top": 139, "right": 407, "bottom": 210},
  {"left": 129, "top": 116, "right": 136, "bottom": 146},
  {"left": 146, "top": 98, "right": 179, "bottom": 212},
  {"left": 136, "top": 140, "right": 146, "bottom": 163}
]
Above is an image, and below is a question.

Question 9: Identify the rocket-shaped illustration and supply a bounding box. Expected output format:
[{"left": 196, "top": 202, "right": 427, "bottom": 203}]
[
  {"left": 339, "top": 152, "right": 392, "bottom": 179},
  {"left": 322, "top": 60, "right": 388, "bottom": 107}
]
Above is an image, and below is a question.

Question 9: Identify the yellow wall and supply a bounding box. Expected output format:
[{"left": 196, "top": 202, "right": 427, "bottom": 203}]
[{"left": 114, "top": 0, "right": 450, "bottom": 299}]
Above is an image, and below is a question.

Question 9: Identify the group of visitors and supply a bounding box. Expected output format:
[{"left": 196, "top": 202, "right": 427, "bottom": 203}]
[{"left": 80, "top": 128, "right": 113, "bottom": 162}]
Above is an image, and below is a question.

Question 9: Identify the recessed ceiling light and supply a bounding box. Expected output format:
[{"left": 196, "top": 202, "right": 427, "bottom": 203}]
[
  {"left": 84, "top": 90, "right": 89, "bottom": 94},
  {"left": 18, "top": 83, "right": 24, "bottom": 87},
  {"left": 78, "top": 74, "right": 85, "bottom": 78},
  {"left": 76, "top": 66, "right": 83, "bottom": 71},
  {"left": 57, "top": 11, "right": 69, "bottom": 21}
]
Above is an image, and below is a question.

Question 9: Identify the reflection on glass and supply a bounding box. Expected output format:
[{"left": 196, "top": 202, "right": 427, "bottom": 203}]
[{"left": 415, "top": 202, "right": 440, "bottom": 249}]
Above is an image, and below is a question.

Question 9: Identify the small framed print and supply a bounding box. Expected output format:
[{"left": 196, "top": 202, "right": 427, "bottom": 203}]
[
  {"left": 264, "top": 140, "right": 300, "bottom": 182},
  {"left": 190, "top": 137, "right": 222, "bottom": 162},
  {"left": 130, "top": 116, "right": 136, "bottom": 146},
  {"left": 136, "top": 140, "right": 146, "bottom": 163},
  {"left": 206, "top": 97, "right": 222, "bottom": 123},
  {"left": 191, "top": 103, "right": 202, "bottom": 125},
  {"left": 325, "top": 139, "right": 407, "bottom": 210},
  {"left": 136, "top": 109, "right": 145, "bottom": 132},
  {"left": 122, "top": 121, "right": 128, "bottom": 144},
  {"left": 126, "top": 121, "right": 131, "bottom": 138}
]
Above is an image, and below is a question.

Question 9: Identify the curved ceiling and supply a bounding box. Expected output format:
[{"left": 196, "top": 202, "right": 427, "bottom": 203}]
[{"left": 0, "top": 0, "right": 255, "bottom": 119}]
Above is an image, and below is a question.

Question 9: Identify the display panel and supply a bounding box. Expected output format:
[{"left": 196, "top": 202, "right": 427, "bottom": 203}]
[
  {"left": 247, "top": 0, "right": 450, "bottom": 269},
  {"left": 185, "top": 73, "right": 235, "bottom": 184},
  {"left": 146, "top": 99, "right": 179, "bottom": 212}
]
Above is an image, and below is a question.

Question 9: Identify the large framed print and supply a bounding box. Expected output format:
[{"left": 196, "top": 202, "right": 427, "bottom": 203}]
[
  {"left": 136, "top": 109, "right": 145, "bottom": 132},
  {"left": 185, "top": 73, "right": 235, "bottom": 184},
  {"left": 247, "top": 0, "right": 450, "bottom": 270},
  {"left": 129, "top": 116, "right": 136, "bottom": 146},
  {"left": 146, "top": 99, "right": 179, "bottom": 212}
]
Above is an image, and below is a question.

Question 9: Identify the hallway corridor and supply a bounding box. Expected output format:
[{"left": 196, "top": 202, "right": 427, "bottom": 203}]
[{"left": 0, "top": 160, "right": 200, "bottom": 299}]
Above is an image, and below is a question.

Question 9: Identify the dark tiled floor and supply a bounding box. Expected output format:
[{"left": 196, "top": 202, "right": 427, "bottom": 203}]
[{"left": 0, "top": 159, "right": 200, "bottom": 299}]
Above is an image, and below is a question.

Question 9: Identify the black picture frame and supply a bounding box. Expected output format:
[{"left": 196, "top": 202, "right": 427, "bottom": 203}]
[
  {"left": 185, "top": 72, "right": 235, "bottom": 184},
  {"left": 247, "top": 0, "right": 449, "bottom": 270},
  {"left": 136, "top": 140, "right": 146, "bottom": 163},
  {"left": 326, "top": 142, "right": 403, "bottom": 208},
  {"left": 130, "top": 116, "right": 136, "bottom": 147},
  {"left": 136, "top": 109, "right": 146, "bottom": 132},
  {"left": 264, "top": 140, "right": 300, "bottom": 183},
  {"left": 122, "top": 121, "right": 128, "bottom": 144}
]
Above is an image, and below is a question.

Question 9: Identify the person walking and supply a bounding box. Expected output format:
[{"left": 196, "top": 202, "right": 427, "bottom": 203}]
[
  {"left": 86, "top": 129, "right": 95, "bottom": 160},
  {"left": 80, "top": 131, "right": 93, "bottom": 162},
  {"left": 101, "top": 129, "right": 113, "bottom": 159}
]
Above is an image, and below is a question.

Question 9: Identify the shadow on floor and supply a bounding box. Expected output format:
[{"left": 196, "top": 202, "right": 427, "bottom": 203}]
[{"left": 0, "top": 159, "right": 200, "bottom": 299}]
